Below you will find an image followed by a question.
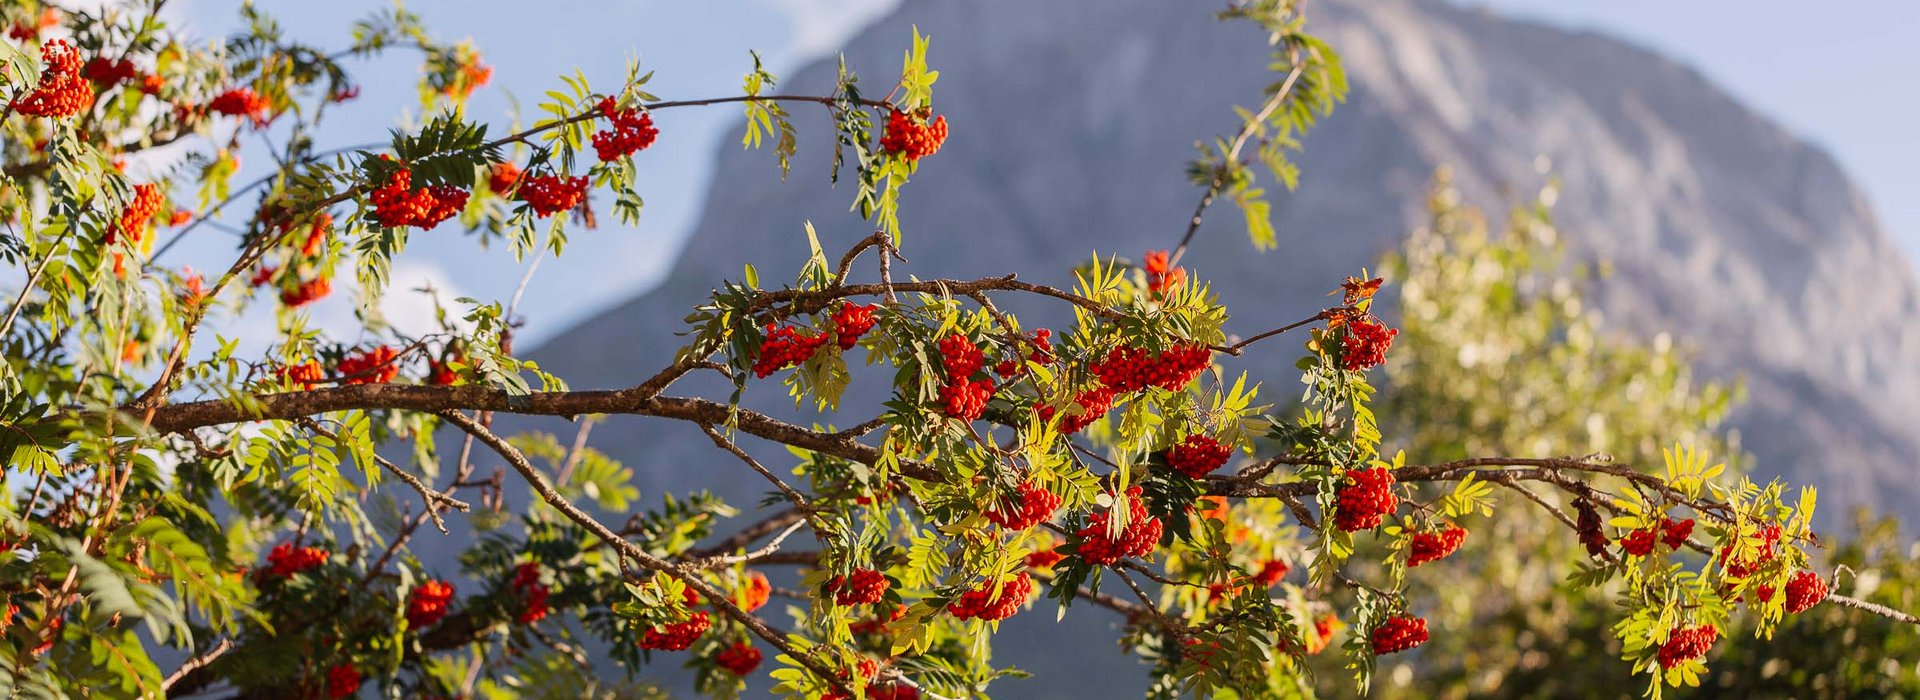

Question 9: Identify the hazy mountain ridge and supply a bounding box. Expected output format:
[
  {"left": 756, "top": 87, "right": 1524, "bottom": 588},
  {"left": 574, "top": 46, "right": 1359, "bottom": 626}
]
[{"left": 518, "top": 0, "right": 1920, "bottom": 692}]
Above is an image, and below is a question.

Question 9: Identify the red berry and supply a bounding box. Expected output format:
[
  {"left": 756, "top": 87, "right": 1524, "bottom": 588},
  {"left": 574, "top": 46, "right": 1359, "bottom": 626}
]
[
  {"left": 14, "top": 40, "right": 93, "bottom": 118},
  {"left": 1339, "top": 316, "right": 1397, "bottom": 371},
  {"left": 1656, "top": 624, "right": 1718, "bottom": 668},
  {"left": 1038, "top": 386, "right": 1115, "bottom": 435},
  {"left": 263, "top": 542, "right": 330, "bottom": 579},
  {"left": 510, "top": 562, "right": 550, "bottom": 624},
  {"left": 1089, "top": 343, "right": 1211, "bottom": 393},
  {"left": 593, "top": 98, "right": 659, "bottom": 161},
  {"left": 406, "top": 579, "right": 455, "bottom": 628},
  {"left": 110, "top": 183, "right": 164, "bottom": 247},
  {"left": 714, "top": 640, "right": 762, "bottom": 676},
  {"left": 518, "top": 174, "right": 588, "bottom": 218},
  {"left": 367, "top": 163, "right": 468, "bottom": 230},
  {"left": 1143, "top": 250, "right": 1186, "bottom": 297},
  {"left": 1370, "top": 614, "right": 1428, "bottom": 655},
  {"left": 487, "top": 162, "right": 522, "bottom": 194},
  {"left": 939, "top": 378, "right": 993, "bottom": 422},
  {"left": 1660, "top": 517, "right": 1696, "bottom": 551},
  {"left": 984, "top": 481, "right": 1061, "bottom": 530},
  {"left": 1305, "top": 614, "right": 1339, "bottom": 655},
  {"left": 738, "top": 571, "right": 771, "bottom": 612},
  {"left": 1076, "top": 487, "right": 1162, "bottom": 565},
  {"left": 1407, "top": 525, "right": 1468, "bottom": 567},
  {"left": 208, "top": 87, "right": 270, "bottom": 126},
  {"left": 937, "top": 334, "right": 985, "bottom": 378},
  {"left": 879, "top": 108, "right": 948, "bottom": 161},
  {"left": 1253, "top": 559, "right": 1290, "bottom": 586},
  {"left": 641, "top": 611, "right": 711, "bottom": 651},
  {"left": 831, "top": 303, "right": 878, "bottom": 350},
  {"left": 82, "top": 56, "right": 138, "bottom": 90},
  {"left": 276, "top": 361, "right": 325, "bottom": 390},
  {"left": 1024, "top": 547, "right": 1064, "bottom": 570},
  {"left": 752, "top": 323, "right": 827, "bottom": 378},
  {"left": 279, "top": 277, "right": 332, "bottom": 308},
  {"left": 1332, "top": 467, "right": 1398, "bottom": 533},
  {"left": 1784, "top": 570, "right": 1828, "bottom": 614},
  {"left": 947, "top": 571, "right": 1034, "bottom": 621},
  {"left": 336, "top": 346, "right": 400, "bottom": 385},
  {"left": 1165, "top": 434, "right": 1231, "bottom": 479},
  {"left": 1619, "top": 528, "right": 1657, "bottom": 557},
  {"left": 829, "top": 568, "right": 889, "bottom": 606},
  {"left": 867, "top": 681, "right": 920, "bottom": 700},
  {"left": 324, "top": 663, "right": 360, "bottom": 699}
]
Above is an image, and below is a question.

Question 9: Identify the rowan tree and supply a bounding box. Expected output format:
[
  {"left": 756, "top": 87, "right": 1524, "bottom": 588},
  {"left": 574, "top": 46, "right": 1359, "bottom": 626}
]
[{"left": 0, "top": 1, "right": 1912, "bottom": 699}]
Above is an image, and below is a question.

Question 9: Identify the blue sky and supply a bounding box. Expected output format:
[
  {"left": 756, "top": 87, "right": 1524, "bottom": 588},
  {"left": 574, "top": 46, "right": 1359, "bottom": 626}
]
[{"left": 165, "top": 0, "right": 1919, "bottom": 348}]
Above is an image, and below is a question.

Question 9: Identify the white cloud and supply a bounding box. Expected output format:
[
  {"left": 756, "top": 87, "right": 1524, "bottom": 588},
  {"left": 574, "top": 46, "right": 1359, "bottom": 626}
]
[{"left": 766, "top": 0, "right": 902, "bottom": 61}]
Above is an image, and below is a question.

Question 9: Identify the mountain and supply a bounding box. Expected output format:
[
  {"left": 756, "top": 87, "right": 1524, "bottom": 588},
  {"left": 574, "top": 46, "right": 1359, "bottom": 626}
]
[{"left": 519, "top": 0, "right": 1920, "bottom": 693}]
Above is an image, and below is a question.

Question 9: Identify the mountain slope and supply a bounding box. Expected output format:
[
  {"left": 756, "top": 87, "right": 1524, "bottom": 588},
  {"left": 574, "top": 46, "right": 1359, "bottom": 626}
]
[{"left": 521, "top": 0, "right": 1920, "bottom": 693}]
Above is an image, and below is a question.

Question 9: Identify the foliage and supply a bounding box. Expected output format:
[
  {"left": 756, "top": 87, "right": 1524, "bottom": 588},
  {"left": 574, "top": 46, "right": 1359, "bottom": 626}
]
[{"left": 0, "top": 1, "right": 1906, "bottom": 699}]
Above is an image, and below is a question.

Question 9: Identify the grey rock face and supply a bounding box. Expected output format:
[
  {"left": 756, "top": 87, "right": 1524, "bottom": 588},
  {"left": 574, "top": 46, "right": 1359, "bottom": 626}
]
[{"left": 522, "top": 0, "right": 1920, "bottom": 693}]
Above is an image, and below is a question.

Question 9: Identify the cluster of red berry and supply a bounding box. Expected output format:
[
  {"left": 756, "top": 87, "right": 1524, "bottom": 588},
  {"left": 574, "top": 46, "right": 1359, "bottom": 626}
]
[
  {"left": 1089, "top": 343, "right": 1212, "bottom": 393},
  {"left": 208, "top": 87, "right": 270, "bottom": 126},
  {"left": 879, "top": 108, "right": 948, "bottom": 161},
  {"left": 983, "top": 481, "right": 1061, "bottom": 530},
  {"left": 1407, "top": 525, "right": 1468, "bottom": 567},
  {"left": 829, "top": 568, "right": 891, "bottom": 606},
  {"left": 1660, "top": 516, "right": 1696, "bottom": 550},
  {"left": 993, "top": 328, "right": 1054, "bottom": 377},
  {"left": 1142, "top": 250, "right": 1186, "bottom": 297},
  {"left": 819, "top": 658, "right": 889, "bottom": 700},
  {"left": 640, "top": 588, "right": 710, "bottom": 651},
  {"left": 714, "top": 640, "right": 762, "bottom": 676},
  {"left": 831, "top": 303, "right": 879, "bottom": 350},
  {"left": 1784, "top": 570, "right": 1829, "bottom": 614},
  {"left": 296, "top": 212, "right": 333, "bottom": 257},
  {"left": 367, "top": 165, "right": 469, "bottom": 230},
  {"left": 593, "top": 97, "right": 659, "bottom": 162},
  {"left": 337, "top": 346, "right": 401, "bottom": 385},
  {"left": 1254, "top": 559, "right": 1290, "bottom": 586},
  {"left": 110, "top": 183, "right": 164, "bottom": 247},
  {"left": 519, "top": 174, "right": 588, "bottom": 218},
  {"left": 7, "top": 8, "right": 59, "bottom": 42},
  {"left": 1024, "top": 546, "right": 1064, "bottom": 571},
  {"left": 1038, "top": 386, "right": 1115, "bottom": 435},
  {"left": 1165, "top": 434, "right": 1231, "bottom": 479},
  {"left": 1304, "top": 614, "right": 1340, "bottom": 655},
  {"left": 277, "top": 361, "right": 325, "bottom": 390},
  {"left": 1656, "top": 623, "right": 1718, "bottom": 669},
  {"left": 406, "top": 579, "right": 456, "bottom": 628},
  {"left": 737, "top": 571, "right": 771, "bottom": 612},
  {"left": 1338, "top": 315, "right": 1398, "bottom": 371},
  {"left": 263, "top": 542, "right": 329, "bottom": 579},
  {"left": 82, "top": 56, "right": 138, "bottom": 89},
  {"left": 279, "top": 277, "right": 332, "bottom": 308},
  {"left": 1718, "top": 524, "right": 1783, "bottom": 580},
  {"left": 752, "top": 323, "right": 827, "bottom": 378},
  {"left": 15, "top": 40, "right": 93, "bottom": 118},
  {"left": 512, "top": 562, "right": 550, "bottom": 624},
  {"left": 1618, "top": 528, "right": 1657, "bottom": 557},
  {"left": 1077, "top": 487, "right": 1162, "bottom": 565},
  {"left": 1332, "top": 467, "right": 1398, "bottom": 532},
  {"left": 947, "top": 571, "right": 1034, "bottom": 621},
  {"left": 427, "top": 351, "right": 464, "bottom": 386},
  {"left": 325, "top": 663, "right": 361, "bottom": 699},
  {"left": 487, "top": 162, "right": 522, "bottom": 194},
  {"left": 1369, "top": 614, "right": 1428, "bottom": 655},
  {"left": 936, "top": 334, "right": 994, "bottom": 421}
]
